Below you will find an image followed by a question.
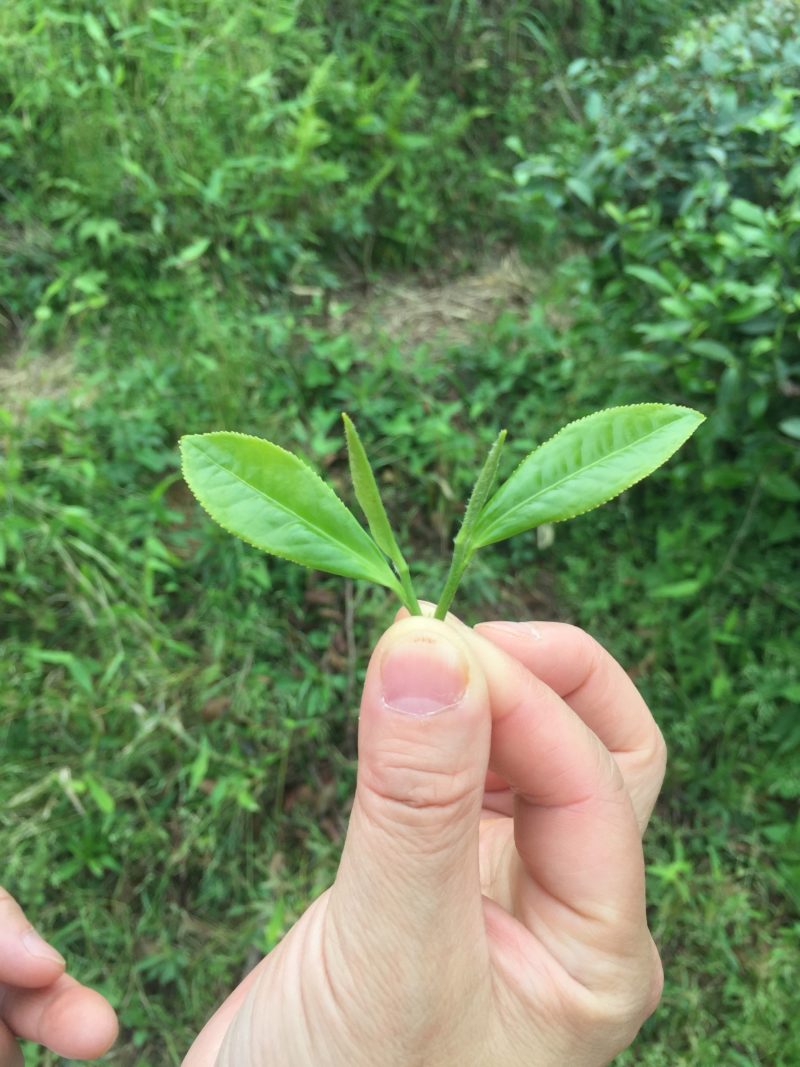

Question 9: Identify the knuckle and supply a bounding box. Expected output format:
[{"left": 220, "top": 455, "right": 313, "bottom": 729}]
[
  {"left": 358, "top": 743, "right": 480, "bottom": 835},
  {"left": 565, "top": 990, "right": 644, "bottom": 1053},
  {"left": 561, "top": 625, "right": 604, "bottom": 669},
  {"left": 562, "top": 945, "right": 664, "bottom": 1047}
]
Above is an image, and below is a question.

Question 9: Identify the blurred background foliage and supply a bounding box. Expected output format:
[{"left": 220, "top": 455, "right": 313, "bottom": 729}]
[{"left": 1, "top": 1, "right": 798, "bottom": 1063}]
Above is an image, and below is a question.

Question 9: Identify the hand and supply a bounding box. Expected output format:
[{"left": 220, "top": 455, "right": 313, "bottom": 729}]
[
  {"left": 184, "top": 616, "right": 666, "bottom": 1066},
  {"left": 0, "top": 888, "right": 118, "bottom": 1066}
]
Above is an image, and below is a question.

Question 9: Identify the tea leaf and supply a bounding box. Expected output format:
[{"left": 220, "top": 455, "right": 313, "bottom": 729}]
[
  {"left": 342, "top": 413, "right": 420, "bottom": 613},
  {"left": 434, "top": 429, "right": 506, "bottom": 619},
  {"left": 180, "top": 432, "right": 403, "bottom": 592},
  {"left": 473, "top": 404, "right": 705, "bottom": 547},
  {"left": 342, "top": 413, "right": 402, "bottom": 564},
  {"left": 457, "top": 429, "right": 507, "bottom": 550}
]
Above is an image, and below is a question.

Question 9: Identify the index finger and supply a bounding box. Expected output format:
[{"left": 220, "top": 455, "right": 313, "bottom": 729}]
[
  {"left": 462, "top": 629, "right": 649, "bottom": 987},
  {"left": 474, "top": 622, "right": 667, "bottom": 831}
]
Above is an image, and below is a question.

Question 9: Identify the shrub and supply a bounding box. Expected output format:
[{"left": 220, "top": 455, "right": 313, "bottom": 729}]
[
  {"left": 510, "top": 0, "right": 800, "bottom": 458},
  {"left": 0, "top": 0, "right": 737, "bottom": 337}
]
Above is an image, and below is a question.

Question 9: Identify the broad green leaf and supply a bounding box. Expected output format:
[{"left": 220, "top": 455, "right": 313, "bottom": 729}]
[
  {"left": 180, "top": 432, "right": 402, "bottom": 592},
  {"left": 342, "top": 413, "right": 403, "bottom": 565},
  {"left": 165, "top": 236, "right": 212, "bottom": 269},
  {"left": 472, "top": 404, "right": 705, "bottom": 548},
  {"left": 728, "top": 198, "right": 770, "bottom": 227},
  {"left": 624, "top": 265, "right": 675, "bottom": 295},
  {"left": 779, "top": 417, "right": 800, "bottom": 441}
]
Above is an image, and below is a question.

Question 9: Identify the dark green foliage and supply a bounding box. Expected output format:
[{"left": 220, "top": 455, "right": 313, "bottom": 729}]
[
  {"left": 1, "top": 0, "right": 733, "bottom": 337},
  {"left": 510, "top": 0, "right": 800, "bottom": 457}
]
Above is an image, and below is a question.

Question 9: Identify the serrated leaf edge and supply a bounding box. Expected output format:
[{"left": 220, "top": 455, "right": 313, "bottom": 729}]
[
  {"left": 341, "top": 412, "right": 401, "bottom": 564},
  {"left": 475, "top": 404, "right": 705, "bottom": 543}
]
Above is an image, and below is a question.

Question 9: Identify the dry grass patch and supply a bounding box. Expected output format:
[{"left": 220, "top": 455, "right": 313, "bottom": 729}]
[
  {"left": 341, "top": 249, "right": 543, "bottom": 351},
  {"left": 0, "top": 349, "right": 76, "bottom": 419}
]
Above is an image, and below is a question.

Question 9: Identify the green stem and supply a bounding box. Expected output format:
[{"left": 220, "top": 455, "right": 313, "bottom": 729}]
[
  {"left": 396, "top": 558, "right": 422, "bottom": 615},
  {"left": 434, "top": 537, "right": 472, "bottom": 620}
]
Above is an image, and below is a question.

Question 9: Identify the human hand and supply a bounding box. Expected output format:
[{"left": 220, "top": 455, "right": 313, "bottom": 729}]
[
  {"left": 184, "top": 615, "right": 666, "bottom": 1066},
  {"left": 0, "top": 888, "right": 118, "bottom": 1066}
]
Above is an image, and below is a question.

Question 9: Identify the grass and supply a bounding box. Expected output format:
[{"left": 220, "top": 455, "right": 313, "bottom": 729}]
[
  {"left": 1, "top": 1, "right": 798, "bottom": 1063},
  {"left": 4, "top": 280, "right": 798, "bottom": 1063}
]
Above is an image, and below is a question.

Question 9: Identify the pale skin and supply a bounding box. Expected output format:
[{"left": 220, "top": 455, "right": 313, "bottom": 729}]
[
  {"left": 0, "top": 888, "right": 118, "bottom": 1065},
  {"left": 2, "top": 616, "right": 666, "bottom": 1066}
]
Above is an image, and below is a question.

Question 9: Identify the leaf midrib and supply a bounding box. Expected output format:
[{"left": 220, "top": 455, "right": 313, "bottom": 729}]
[{"left": 480, "top": 420, "right": 684, "bottom": 534}]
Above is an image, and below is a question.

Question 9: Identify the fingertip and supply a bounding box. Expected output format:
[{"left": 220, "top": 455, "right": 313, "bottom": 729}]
[
  {"left": 379, "top": 625, "right": 469, "bottom": 717},
  {"left": 44, "top": 983, "right": 119, "bottom": 1060}
]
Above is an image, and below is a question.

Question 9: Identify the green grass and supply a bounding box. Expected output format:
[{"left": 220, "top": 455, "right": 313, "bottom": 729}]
[
  {"left": 4, "top": 288, "right": 798, "bottom": 1064},
  {"left": 2, "top": 1, "right": 798, "bottom": 1063}
]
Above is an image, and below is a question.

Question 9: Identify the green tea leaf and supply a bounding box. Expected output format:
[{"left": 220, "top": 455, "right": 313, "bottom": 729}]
[
  {"left": 457, "top": 429, "right": 507, "bottom": 550},
  {"left": 342, "top": 413, "right": 403, "bottom": 565},
  {"left": 434, "top": 429, "right": 507, "bottom": 620},
  {"left": 342, "top": 413, "right": 421, "bottom": 614},
  {"left": 180, "top": 432, "right": 403, "bottom": 592},
  {"left": 473, "top": 404, "right": 705, "bottom": 548}
]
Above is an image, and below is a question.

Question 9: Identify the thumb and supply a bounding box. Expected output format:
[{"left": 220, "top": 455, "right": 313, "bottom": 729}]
[{"left": 330, "top": 617, "right": 490, "bottom": 961}]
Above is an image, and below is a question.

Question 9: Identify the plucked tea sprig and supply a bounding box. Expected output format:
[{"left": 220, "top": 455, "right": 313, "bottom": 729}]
[{"left": 180, "top": 404, "right": 705, "bottom": 617}]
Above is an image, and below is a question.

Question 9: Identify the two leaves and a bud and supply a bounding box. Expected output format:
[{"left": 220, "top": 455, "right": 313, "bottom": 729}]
[{"left": 180, "top": 404, "right": 704, "bottom": 618}]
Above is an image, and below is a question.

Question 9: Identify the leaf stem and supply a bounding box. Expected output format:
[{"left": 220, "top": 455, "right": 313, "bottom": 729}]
[
  {"left": 434, "top": 535, "right": 471, "bottom": 620},
  {"left": 396, "top": 558, "right": 422, "bottom": 615}
]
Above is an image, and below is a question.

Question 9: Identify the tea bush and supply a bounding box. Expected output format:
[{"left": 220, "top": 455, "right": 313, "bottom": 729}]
[{"left": 511, "top": 0, "right": 800, "bottom": 460}]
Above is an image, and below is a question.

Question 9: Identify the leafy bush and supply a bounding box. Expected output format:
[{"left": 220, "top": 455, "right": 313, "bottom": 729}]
[
  {"left": 511, "top": 0, "right": 800, "bottom": 457},
  {"left": 0, "top": 0, "right": 735, "bottom": 337}
]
